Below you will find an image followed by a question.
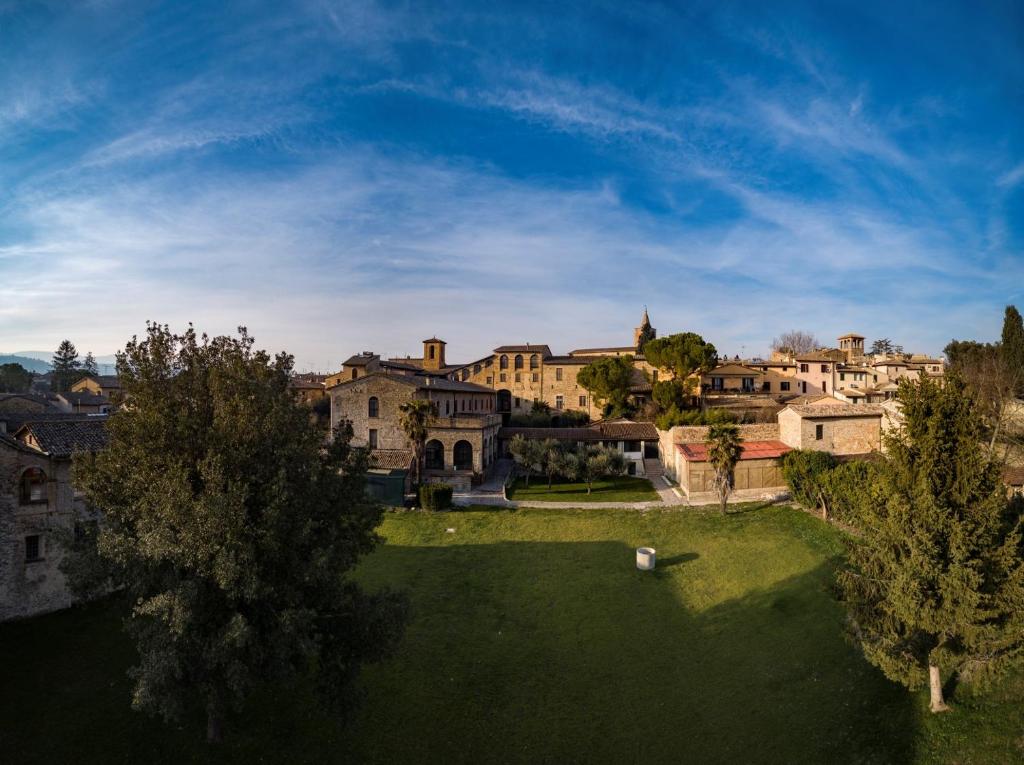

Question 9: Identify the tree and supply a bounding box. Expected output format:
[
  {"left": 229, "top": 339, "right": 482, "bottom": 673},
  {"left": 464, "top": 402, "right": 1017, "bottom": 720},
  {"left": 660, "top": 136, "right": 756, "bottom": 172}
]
[
  {"left": 508, "top": 435, "right": 546, "bottom": 487},
  {"left": 398, "top": 398, "right": 437, "bottom": 487},
  {"left": 870, "top": 338, "right": 895, "bottom": 356},
  {"left": 781, "top": 449, "right": 838, "bottom": 517},
  {"left": 706, "top": 423, "right": 742, "bottom": 514},
  {"left": 1000, "top": 305, "right": 1024, "bottom": 396},
  {"left": 82, "top": 351, "right": 99, "bottom": 376},
  {"left": 838, "top": 374, "right": 1024, "bottom": 713},
  {"left": 0, "top": 362, "right": 32, "bottom": 393},
  {"left": 771, "top": 330, "right": 820, "bottom": 357},
  {"left": 538, "top": 439, "right": 564, "bottom": 489},
  {"left": 643, "top": 333, "right": 718, "bottom": 392},
  {"left": 575, "top": 445, "right": 627, "bottom": 494},
  {"left": 944, "top": 338, "right": 1020, "bottom": 453},
  {"left": 64, "top": 324, "right": 407, "bottom": 741},
  {"left": 577, "top": 355, "right": 635, "bottom": 417},
  {"left": 51, "top": 339, "right": 80, "bottom": 392}
]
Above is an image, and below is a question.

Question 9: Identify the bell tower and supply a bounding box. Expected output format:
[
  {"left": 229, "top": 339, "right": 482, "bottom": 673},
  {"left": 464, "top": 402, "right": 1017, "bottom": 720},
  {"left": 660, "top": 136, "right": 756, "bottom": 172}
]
[
  {"left": 422, "top": 337, "right": 446, "bottom": 371},
  {"left": 634, "top": 307, "right": 656, "bottom": 348}
]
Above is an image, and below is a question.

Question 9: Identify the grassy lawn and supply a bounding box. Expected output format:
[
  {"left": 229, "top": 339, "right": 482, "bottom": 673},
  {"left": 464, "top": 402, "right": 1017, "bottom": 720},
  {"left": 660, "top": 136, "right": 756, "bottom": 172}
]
[
  {"left": 2, "top": 504, "right": 1023, "bottom": 764},
  {"left": 507, "top": 474, "right": 660, "bottom": 502}
]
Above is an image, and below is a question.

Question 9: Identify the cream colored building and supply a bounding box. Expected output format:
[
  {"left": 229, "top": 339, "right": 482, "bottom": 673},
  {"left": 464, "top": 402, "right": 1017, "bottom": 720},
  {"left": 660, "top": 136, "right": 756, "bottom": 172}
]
[{"left": 778, "top": 403, "right": 883, "bottom": 456}]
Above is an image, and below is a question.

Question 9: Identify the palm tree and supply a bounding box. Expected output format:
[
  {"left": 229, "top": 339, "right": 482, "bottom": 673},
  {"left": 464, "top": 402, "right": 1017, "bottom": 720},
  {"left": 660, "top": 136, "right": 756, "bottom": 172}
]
[
  {"left": 399, "top": 398, "right": 437, "bottom": 486},
  {"left": 706, "top": 423, "right": 742, "bottom": 514}
]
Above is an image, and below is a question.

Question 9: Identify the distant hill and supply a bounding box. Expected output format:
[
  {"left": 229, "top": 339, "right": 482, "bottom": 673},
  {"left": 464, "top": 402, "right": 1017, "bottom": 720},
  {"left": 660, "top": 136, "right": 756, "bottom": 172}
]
[
  {"left": 3, "top": 351, "right": 118, "bottom": 375},
  {"left": 0, "top": 354, "right": 53, "bottom": 374}
]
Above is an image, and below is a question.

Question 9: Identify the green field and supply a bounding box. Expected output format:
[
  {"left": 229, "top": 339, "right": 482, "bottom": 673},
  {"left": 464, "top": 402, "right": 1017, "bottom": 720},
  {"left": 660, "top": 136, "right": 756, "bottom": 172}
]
[
  {"left": 507, "top": 475, "right": 660, "bottom": 502},
  {"left": 2, "top": 505, "right": 1022, "bottom": 764}
]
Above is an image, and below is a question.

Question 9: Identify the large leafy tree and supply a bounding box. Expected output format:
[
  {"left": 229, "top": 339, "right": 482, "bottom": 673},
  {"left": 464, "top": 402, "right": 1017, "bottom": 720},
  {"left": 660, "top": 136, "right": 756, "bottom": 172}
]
[
  {"left": 870, "top": 338, "right": 895, "bottom": 356},
  {"left": 398, "top": 398, "right": 437, "bottom": 486},
  {"left": 838, "top": 374, "right": 1024, "bottom": 713},
  {"left": 66, "top": 324, "right": 407, "bottom": 742},
  {"left": 577, "top": 355, "right": 635, "bottom": 417},
  {"left": 508, "top": 434, "right": 547, "bottom": 487},
  {"left": 706, "top": 423, "right": 742, "bottom": 514},
  {"left": 1000, "top": 305, "right": 1024, "bottom": 396},
  {"left": 0, "top": 362, "right": 32, "bottom": 393},
  {"left": 643, "top": 333, "right": 718, "bottom": 391},
  {"left": 51, "top": 339, "right": 80, "bottom": 392}
]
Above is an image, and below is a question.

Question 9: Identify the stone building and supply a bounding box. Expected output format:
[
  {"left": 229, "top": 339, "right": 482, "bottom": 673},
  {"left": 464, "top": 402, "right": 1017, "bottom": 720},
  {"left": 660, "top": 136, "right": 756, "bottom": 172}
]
[
  {"left": 448, "top": 311, "right": 664, "bottom": 418},
  {"left": 70, "top": 375, "right": 121, "bottom": 400},
  {"left": 329, "top": 372, "right": 501, "bottom": 488},
  {"left": 778, "top": 403, "right": 883, "bottom": 456},
  {"left": 672, "top": 440, "right": 791, "bottom": 502},
  {"left": 1, "top": 416, "right": 106, "bottom": 622}
]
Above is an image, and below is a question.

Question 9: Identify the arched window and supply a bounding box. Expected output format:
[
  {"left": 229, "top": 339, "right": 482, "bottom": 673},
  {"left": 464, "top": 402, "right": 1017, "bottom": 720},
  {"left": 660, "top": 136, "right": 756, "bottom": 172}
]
[
  {"left": 20, "top": 468, "right": 46, "bottom": 504},
  {"left": 530, "top": 354, "right": 539, "bottom": 369},
  {"left": 514, "top": 354, "right": 524, "bottom": 370},
  {"left": 499, "top": 355, "right": 508, "bottom": 370},
  {"left": 453, "top": 440, "right": 473, "bottom": 471},
  {"left": 368, "top": 396, "right": 379, "bottom": 418},
  {"left": 425, "top": 440, "right": 444, "bottom": 470}
]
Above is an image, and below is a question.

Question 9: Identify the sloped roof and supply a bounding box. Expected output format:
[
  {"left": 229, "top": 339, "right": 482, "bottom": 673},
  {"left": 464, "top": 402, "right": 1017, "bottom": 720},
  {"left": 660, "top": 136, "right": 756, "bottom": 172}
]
[
  {"left": 493, "top": 345, "right": 552, "bottom": 356},
  {"left": 596, "top": 421, "right": 658, "bottom": 439},
  {"left": 707, "top": 363, "right": 763, "bottom": 377},
  {"left": 500, "top": 420, "right": 658, "bottom": 442},
  {"left": 16, "top": 418, "right": 108, "bottom": 457},
  {"left": 500, "top": 427, "right": 598, "bottom": 441},
  {"left": 343, "top": 353, "right": 380, "bottom": 366},
  {"left": 370, "top": 449, "right": 414, "bottom": 470},
  {"left": 58, "top": 391, "right": 109, "bottom": 406},
  {"left": 329, "top": 372, "right": 493, "bottom": 394},
  {"left": 796, "top": 352, "right": 838, "bottom": 362},
  {"left": 677, "top": 440, "right": 791, "bottom": 462},
  {"left": 786, "top": 404, "right": 884, "bottom": 418},
  {"left": 569, "top": 346, "right": 636, "bottom": 355}
]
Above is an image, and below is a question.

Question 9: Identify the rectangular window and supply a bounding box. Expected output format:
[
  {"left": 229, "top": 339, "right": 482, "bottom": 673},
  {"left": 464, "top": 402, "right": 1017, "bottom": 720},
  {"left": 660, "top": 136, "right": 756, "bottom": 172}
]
[
  {"left": 499, "top": 373, "right": 506, "bottom": 382},
  {"left": 815, "top": 424, "right": 823, "bottom": 440},
  {"left": 821, "top": 364, "right": 829, "bottom": 373},
  {"left": 486, "top": 376, "right": 493, "bottom": 384},
  {"left": 579, "top": 395, "right": 587, "bottom": 407},
  {"left": 515, "top": 373, "right": 521, "bottom": 383},
  {"left": 555, "top": 395, "right": 564, "bottom": 410},
  {"left": 800, "top": 363, "right": 809, "bottom": 373},
  {"left": 532, "top": 373, "right": 539, "bottom": 383},
  {"left": 625, "top": 441, "right": 641, "bottom": 453},
  {"left": 780, "top": 381, "right": 790, "bottom": 391},
  {"left": 761, "top": 381, "right": 771, "bottom": 392},
  {"left": 445, "top": 401, "right": 450, "bottom": 415},
  {"left": 368, "top": 429, "right": 378, "bottom": 449},
  {"left": 555, "top": 368, "right": 563, "bottom": 381},
  {"left": 514, "top": 397, "right": 521, "bottom": 408},
  {"left": 822, "top": 381, "right": 827, "bottom": 392},
  {"left": 25, "top": 535, "right": 41, "bottom": 562},
  {"left": 840, "top": 372, "right": 846, "bottom": 381}
]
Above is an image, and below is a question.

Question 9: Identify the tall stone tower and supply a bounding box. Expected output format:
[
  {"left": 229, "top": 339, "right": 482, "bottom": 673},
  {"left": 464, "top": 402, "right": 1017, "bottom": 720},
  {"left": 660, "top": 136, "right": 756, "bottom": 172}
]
[
  {"left": 422, "top": 337, "right": 447, "bottom": 371},
  {"left": 634, "top": 307, "right": 656, "bottom": 349}
]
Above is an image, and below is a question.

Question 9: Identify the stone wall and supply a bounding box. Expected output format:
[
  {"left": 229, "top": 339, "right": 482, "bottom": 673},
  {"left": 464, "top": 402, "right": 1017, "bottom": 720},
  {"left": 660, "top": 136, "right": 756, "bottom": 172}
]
[
  {"left": 778, "top": 408, "right": 881, "bottom": 455},
  {"left": 0, "top": 441, "right": 81, "bottom": 622}
]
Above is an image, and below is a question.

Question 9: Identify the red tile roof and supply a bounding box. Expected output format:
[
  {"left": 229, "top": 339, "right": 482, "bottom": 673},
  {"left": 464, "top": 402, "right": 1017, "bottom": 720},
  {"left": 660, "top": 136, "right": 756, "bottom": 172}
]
[{"left": 676, "top": 440, "right": 791, "bottom": 462}]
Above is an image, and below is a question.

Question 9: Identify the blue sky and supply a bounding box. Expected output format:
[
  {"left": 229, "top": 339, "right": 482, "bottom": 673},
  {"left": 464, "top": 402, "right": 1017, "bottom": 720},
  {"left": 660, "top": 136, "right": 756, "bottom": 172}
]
[{"left": 1, "top": 0, "right": 1022, "bottom": 370}]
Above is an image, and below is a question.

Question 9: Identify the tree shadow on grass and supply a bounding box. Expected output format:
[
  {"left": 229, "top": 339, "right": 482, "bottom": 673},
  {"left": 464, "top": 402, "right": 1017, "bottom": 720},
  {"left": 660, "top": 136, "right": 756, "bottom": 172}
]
[{"left": 0, "top": 541, "right": 918, "bottom": 765}]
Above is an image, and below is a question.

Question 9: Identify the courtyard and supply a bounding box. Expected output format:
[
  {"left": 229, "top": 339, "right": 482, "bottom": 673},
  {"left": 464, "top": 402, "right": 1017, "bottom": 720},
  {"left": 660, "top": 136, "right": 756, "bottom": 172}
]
[{"left": 2, "top": 504, "right": 1022, "bottom": 763}]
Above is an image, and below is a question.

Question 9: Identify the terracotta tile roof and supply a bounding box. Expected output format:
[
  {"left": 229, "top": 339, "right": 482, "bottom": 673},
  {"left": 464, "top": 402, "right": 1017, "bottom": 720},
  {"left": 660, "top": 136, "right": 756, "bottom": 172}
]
[
  {"left": 795, "top": 352, "right": 838, "bottom": 362},
  {"left": 58, "top": 391, "right": 109, "bottom": 406},
  {"left": 677, "top": 440, "right": 791, "bottom": 462},
  {"left": 16, "top": 418, "right": 108, "bottom": 457},
  {"left": 569, "top": 346, "right": 636, "bottom": 355},
  {"left": 1004, "top": 467, "right": 1024, "bottom": 487},
  {"left": 493, "top": 344, "right": 552, "bottom": 356},
  {"left": 500, "top": 427, "right": 598, "bottom": 441},
  {"left": 343, "top": 353, "right": 379, "bottom": 366},
  {"left": 787, "top": 404, "right": 884, "bottom": 418},
  {"left": 596, "top": 421, "right": 658, "bottom": 439},
  {"left": 370, "top": 449, "right": 414, "bottom": 470},
  {"left": 289, "top": 378, "right": 325, "bottom": 390},
  {"left": 544, "top": 355, "right": 592, "bottom": 365}
]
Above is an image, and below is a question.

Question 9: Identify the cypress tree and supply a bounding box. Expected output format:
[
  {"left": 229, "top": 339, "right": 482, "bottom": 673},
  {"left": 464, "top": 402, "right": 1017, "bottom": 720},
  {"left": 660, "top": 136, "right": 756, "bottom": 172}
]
[
  {"left": 1000, "top": 305, "right": 1024, "bottom": 395},
  {"left": 838, "top": 374, "right": 1024, "bottom": 712},
  {"left": 83, "top": 351, "right": 99, "bottom": 376},
  {"left": 51, "top": 339, "right": 80, "bottom": 392}
]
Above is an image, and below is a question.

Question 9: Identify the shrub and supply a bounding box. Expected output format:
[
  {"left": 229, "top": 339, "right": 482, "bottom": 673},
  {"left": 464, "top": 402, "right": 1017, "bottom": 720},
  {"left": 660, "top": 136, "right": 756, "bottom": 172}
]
[
  {"left": 819, "top": 460, "right": 878, "bottom": 525},
  {"left": 419, "top": 483, "right": 453, "bottom": 511},
  {"left": 655, "top": 406, "right": 738, "bottom": 430},
  {"left": 781, "top": 449, "right": 837, "bottom": 510}
]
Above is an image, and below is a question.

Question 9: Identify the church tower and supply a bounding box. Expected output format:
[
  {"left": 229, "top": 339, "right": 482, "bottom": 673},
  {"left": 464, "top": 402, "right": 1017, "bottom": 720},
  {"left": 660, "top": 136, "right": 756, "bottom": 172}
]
[
  {"left": 634, "top": 307, "right": 656, "bottom": 348},
  {"left": 422, "top": 337, "right": 447, "bottom": 371}
]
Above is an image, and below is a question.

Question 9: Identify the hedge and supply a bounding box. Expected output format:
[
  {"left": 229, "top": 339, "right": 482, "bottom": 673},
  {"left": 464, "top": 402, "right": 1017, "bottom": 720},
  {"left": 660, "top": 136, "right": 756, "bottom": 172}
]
[{"left": 419, "top": 483, "right": 453, "bottom": 511}]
